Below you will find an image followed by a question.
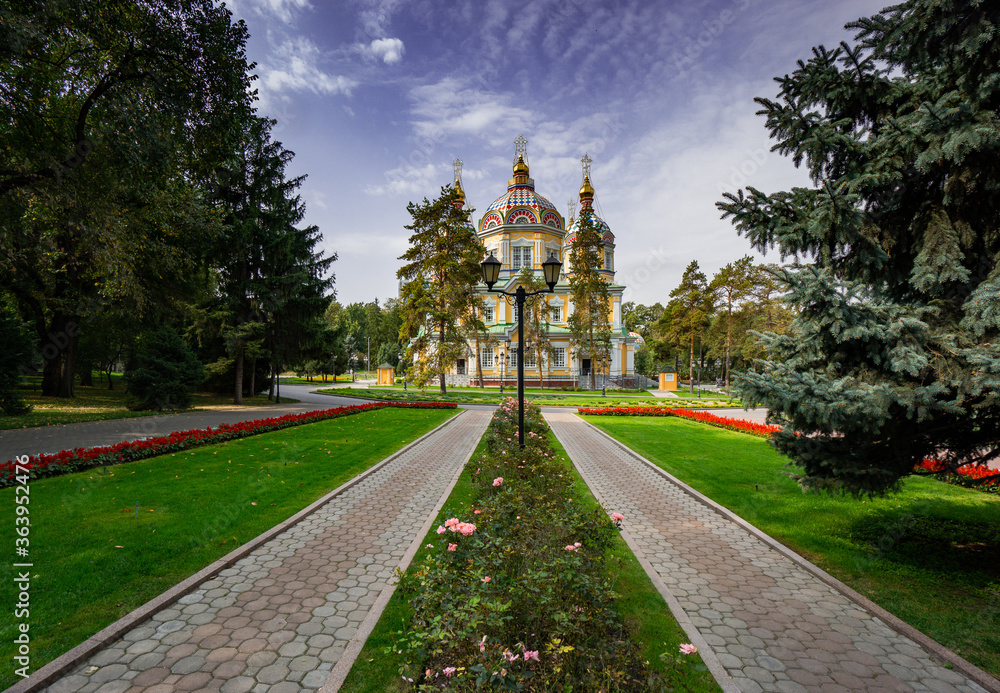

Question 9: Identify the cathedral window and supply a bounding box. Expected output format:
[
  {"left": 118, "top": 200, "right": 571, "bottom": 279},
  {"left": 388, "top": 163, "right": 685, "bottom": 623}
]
[
  {"left": 605, "top": 250, "right": 613, "bottom": 270},
  {"left": 553, "top": 347, "right": 567, "bottom": 368},
  {"left": 511, "top": 246, "right": 532, "bottom": 269},
  {"left": 481, "top": 350, "right": 494, "bottom": 368},
  {"left": 483, "top": 304, "right": 495, "bottom": 323}
]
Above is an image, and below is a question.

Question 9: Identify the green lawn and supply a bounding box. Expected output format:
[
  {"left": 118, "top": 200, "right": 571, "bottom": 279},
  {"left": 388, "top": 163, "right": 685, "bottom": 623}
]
[
  {"left": 0, "top": 407, "right": 456, "bottom": 689},
  {"left": 588, "top": 415, "right": 1000, "bottom": 677},
  {"left": 320, "top": 386, "right": 741, "bottom": 409},
  {"left": 1, "top": 375, "right": 299, "bottom": 430},
  {"left": 340, "top": 424, "right": 720, "bottom": 692}
]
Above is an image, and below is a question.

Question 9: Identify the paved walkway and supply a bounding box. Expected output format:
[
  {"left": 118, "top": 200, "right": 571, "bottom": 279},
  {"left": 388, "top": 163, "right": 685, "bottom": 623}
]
[
  {"left": 545, "top": 410, "right": 995, "bottom": 693},
  {"left": 27, "top": 408, "right": 490, "bottom": 693}
]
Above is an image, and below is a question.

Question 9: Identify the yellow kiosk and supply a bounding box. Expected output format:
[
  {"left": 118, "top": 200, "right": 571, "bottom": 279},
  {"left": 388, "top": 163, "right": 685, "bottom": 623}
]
[
  {"left": 376, "top": 363, "right": 396, "bottom": 386},
  {"left": 658, "top": 371, "right": 678, "bottom": 391}
]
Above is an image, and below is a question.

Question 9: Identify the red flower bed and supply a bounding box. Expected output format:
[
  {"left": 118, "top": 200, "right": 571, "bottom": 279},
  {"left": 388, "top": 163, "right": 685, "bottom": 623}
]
[
  {"left": 915, "top": 458, "right": 1000, "bottom": 491},
  {"left": 1, "top": 401, "right": 456, "bottom": 487},
  {"left": 576, "top": 406, "right": 781, "bottom": 438}
]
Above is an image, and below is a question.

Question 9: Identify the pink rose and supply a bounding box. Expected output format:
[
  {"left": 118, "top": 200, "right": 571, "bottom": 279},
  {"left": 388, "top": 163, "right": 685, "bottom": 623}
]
[
  {"left": 481, "top": 576, "right": 491, "bottom": 582},
  {"left": 611, "top": 512, "right": 625, "bottom": 522},
  {"left": 448, "top": 543, "right": 457, "bottom": 551},
  {"left": 524, "top": 650, "right": 539, "bottom": 662},
  {"left": 565, "top": 545, "right": 576, "bottom": 551},
  {"left": 574, "top": 542, "right": 581, "bottom": 547},
  {"left": 444, "top": 517, "right": 459, "bottom": 528},
  {"left": 436, "top": 526, "right": 446, "bottom": 534},
  {"left": 679, "top": 643, "right": 698, "bottom": 655},
  {"left": 443, "top": 667, "right": 456, "bottom": 677},
  {"left": 493, "top": 477, "right": 503, "bottom": 486}
]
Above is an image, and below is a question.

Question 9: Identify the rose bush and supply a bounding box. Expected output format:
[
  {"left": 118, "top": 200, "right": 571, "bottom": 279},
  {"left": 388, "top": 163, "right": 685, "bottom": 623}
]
[{"left": 0, "top": 401, "right": 455, "bottom": 487}]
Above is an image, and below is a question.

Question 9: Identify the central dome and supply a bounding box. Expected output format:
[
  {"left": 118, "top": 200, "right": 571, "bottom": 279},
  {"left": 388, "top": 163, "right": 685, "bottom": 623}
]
[{"left": 480, "top": 153, "right": 563, "bottom": 233}]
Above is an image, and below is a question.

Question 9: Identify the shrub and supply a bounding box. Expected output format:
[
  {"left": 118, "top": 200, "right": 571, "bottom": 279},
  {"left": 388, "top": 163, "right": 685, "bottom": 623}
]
[
  {"left": 395, "top": 398, "right": 661, "bottom": 691},
  {"left": 123, "top": 326, "right": 204, "bottom": 410}
]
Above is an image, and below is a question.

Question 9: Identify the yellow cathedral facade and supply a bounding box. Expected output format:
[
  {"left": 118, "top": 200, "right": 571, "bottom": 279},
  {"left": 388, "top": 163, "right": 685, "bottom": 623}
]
[{"left": 445, "top": 136, "right": 639, "bottom": 387}]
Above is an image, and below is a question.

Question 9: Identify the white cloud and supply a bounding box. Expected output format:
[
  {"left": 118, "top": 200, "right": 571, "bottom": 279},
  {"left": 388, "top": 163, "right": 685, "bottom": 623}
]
[
  {"left": 358, "top": 37, "right": 405, "bottom": 64},
  {"left": 224, "top": 0, "right": 311, "bottom": 23},
  {"left": 409, "top": 77, "right": 535, "bottom": 142},
  {"left": 256, "top": 37, "right": 357, "bottom": 105}
]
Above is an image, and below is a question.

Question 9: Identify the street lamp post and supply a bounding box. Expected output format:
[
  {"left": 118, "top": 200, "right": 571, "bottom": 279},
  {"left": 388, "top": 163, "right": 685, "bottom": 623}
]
[
  {"left": 399, "top": 351, "right": 407, "bottom": 390},
  {"left": 481, "top": 252, "right": 562, "bottom": 449},
  {"left": 499, "top": 348, "right": 505, "bottom": 394}
]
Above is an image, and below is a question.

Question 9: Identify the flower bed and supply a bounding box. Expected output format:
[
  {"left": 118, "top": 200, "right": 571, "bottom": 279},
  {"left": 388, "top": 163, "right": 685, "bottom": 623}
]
[
  {"left": 396, "top": 398, "right": 679, "bottom": 690},
  {"left": 577, "top": 406, "right": 781, "bottom": 438},
  {"left": 1, "top": 401, "right": 456, "bottom": 487},
  {"left": 915, "top": 458, "right": 1000, "bottom": 493}
]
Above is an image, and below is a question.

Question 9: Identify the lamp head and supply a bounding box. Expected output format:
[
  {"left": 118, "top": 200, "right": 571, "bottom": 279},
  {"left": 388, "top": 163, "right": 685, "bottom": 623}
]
[
  {"left": 481, "top": 253, "right": 502, "bottom": 290},
  {"left": 542, "top": 254, "right": 562, "bottom": 291}
]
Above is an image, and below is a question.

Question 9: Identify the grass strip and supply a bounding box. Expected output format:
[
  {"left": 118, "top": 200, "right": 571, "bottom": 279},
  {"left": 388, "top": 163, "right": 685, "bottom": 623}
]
[
  {"left": 340, "top": 402, "right": 719, "bottom": 692},
  {"left": 2, "top": 401, "right": 455, "bottom": 485},
  {"left": 587, "top": 415, "right": 1000, "bottom": 678},
  {"left": 0, "top": 407, "right": 456, "bottom": 690}
]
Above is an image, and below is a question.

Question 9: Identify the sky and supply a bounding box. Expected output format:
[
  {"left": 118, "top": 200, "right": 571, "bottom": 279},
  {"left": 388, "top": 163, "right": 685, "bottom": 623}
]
[{"left": 225, "top": 0, "right": 888, "bottom": 307}]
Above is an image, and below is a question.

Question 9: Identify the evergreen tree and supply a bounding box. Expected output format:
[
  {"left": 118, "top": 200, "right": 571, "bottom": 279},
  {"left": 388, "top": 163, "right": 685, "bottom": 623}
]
[
  {"left": 123, "top": 326, "right": 204, "bottom": 411},
  {"left": 657, "top": 261, "right": 714, "bottom": 392},
  {"left": 568, "top": 212, "right": 611, "bottom": 390},
  {"left": 397, "top": 186, "right": 481, "bottom": 393},
  {"left": 718, "top": 0, "right": 1000, "bottom": 494},
  {"left": 710, "top": 257, "right": 756, "bottom": 389}
]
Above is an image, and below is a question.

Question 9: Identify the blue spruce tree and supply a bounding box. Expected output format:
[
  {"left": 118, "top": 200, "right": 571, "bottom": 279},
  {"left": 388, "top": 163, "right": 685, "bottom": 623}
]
[{"left": 718, "top": 0, "right": 1000, "bottom": 495}]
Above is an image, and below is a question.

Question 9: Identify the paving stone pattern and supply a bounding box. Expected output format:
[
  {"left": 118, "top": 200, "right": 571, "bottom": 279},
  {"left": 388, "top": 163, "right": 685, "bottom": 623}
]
[
  {"left": 545, "top": 411, "right": 989, "bottom": 693},
  {"left": 40, "top": 408, "right": 490, "bottom": 693}
]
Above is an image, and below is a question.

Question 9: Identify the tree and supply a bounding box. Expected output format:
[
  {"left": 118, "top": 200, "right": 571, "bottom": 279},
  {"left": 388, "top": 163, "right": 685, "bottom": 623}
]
[
  {"left": 567, "top": 212, "right": 611, "bottom": 390},
  {"left": 710, "top": 257, "right": 755, "bottom": 389},
  {"left": 123, "top": 326, "right": 204, "bottom": 411},
  {"left": 657, "top": 261, "right": 714, "bottom": 392},
  {"left": 397, "top": 186, "right": 481, "bottom": 393},
  {"left": 0, "top": 0, "right": 253, "bottom": 398},
  {"left": 718, "top": 0, "right": 1000, "bottom": 494}
]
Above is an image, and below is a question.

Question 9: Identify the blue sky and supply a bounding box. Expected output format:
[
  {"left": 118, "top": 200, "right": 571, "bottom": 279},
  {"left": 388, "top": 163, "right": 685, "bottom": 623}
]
[{"left": 226, "top": 0, "right": 886, "bottom": 306}]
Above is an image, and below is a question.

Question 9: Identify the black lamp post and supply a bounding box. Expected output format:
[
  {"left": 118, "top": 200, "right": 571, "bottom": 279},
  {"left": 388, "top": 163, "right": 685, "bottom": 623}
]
[
  {"left": 481, "top": 252, "right": 562, "bottom": 449},
  {"left": 499, "top": 348, "right": 505, "bottom": 394}
]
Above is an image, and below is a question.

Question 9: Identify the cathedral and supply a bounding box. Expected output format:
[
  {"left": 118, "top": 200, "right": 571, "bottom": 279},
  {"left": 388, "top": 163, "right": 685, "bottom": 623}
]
[{"left": 447, "top": 136, "right": 638, "bottom": 387}]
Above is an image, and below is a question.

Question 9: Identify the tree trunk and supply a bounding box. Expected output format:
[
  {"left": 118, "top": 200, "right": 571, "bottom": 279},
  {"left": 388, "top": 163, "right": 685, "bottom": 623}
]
[
  {"left": 726, "top": 297, "right": 733, "bottom": 389},
  {"left": 234, "top": 346, "right": 244, "bottom": 405},
  {"left": 40, "top": 313, "right": 79, "bottom": 398},
  {"left": 689, "top": 331, "right": 695, "bottom": 394},
  {"left": 268, "top": 364, "right": 275, "bottom": 401},
  {"left": 249, "top": 357, "right": 256, "bottom": 397},
  {"left": 438, "top": 316, "right": 447, "bottom": 394}
]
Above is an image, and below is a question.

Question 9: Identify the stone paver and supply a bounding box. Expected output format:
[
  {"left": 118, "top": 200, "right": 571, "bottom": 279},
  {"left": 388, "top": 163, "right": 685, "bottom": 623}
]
[
  {"left": 36, "top": 408, "right": 490, "bottom": 693},
  {"left": 545, "top": 410, "right": 995, "bottom": 693}
]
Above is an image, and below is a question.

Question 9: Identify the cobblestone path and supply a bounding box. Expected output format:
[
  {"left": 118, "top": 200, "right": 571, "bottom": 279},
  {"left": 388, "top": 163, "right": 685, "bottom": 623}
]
[
  {"left": 545, "top": 411, "right": 994, "bottom": 693},
  {"left": 37, "top": 408, "right": 490, "bottom": 693}
]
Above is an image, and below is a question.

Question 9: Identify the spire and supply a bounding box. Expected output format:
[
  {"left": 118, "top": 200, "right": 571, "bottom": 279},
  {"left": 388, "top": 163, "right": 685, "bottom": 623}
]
[
  {"left": 512, "top": 134, "right": 529, "bottom": 180},
  {"left": 452, "top": 157, "right": 465, "bottom": 207},
  {"left": 579, "top": 152, "right": 594, "bottom": 208},
  {"left": 567, "top": 199, "right": 576, "bottom": 224}
]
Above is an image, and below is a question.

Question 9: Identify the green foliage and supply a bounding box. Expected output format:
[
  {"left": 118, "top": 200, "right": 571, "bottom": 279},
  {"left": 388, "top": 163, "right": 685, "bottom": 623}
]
[
  {"left": 397, "top": 186, "right": 482, "bottom": 393},
  {"left": 123, "top": 327, "right": 204, "bottom": 411},
  {"left": 0, "top": 0, "right": 254, "bottom": 398},
  {"left": 718, "top": 0, "right": 1000, "bottom": 495},
  {"left": 655, "top": 261, "right": 713, "bottom": 387},
  {"left": 0, "top": 303, "right": 33, "bottom": 415}
]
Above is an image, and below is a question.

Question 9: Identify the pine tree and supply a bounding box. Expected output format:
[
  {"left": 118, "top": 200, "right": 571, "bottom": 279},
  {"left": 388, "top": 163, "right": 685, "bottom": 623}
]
[
  {"left": 718, "top": 0, "right": 1000, "bottom": 494},
  {"left": 567, "top": 212, "right": 611, "bottom": 390},
  {"left": 657, "top": 261, "right": 714, "bottom": 393},
  {"left": 710, "top": 257, "right": 755, "bottom": 389},
  {"left": 397, "top": 186, "right": 481, "bottom": 394}
]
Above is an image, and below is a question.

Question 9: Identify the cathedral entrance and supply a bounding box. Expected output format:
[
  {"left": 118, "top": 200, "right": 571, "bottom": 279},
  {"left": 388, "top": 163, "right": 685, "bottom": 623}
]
[{"left": 581, "top": 358, "right": 592, "bottom": 376}]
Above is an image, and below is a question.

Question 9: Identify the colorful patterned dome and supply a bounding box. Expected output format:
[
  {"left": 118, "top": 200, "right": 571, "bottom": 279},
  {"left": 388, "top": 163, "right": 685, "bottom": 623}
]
[
  {"left": 564, "top": 209, "right": 613, "bottom": 246},
  {"left": 480, "top": 153, "right": 562, "bottom": 232}
]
